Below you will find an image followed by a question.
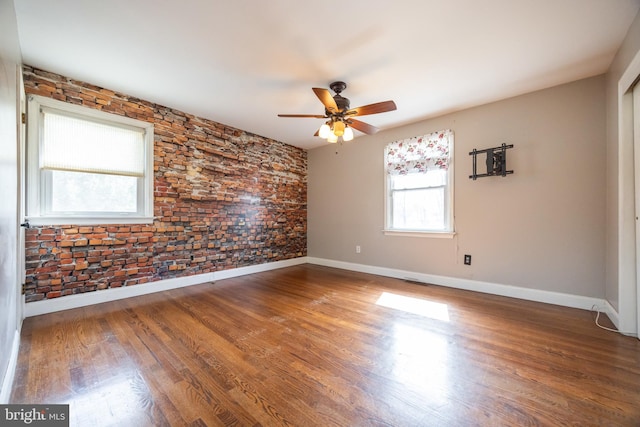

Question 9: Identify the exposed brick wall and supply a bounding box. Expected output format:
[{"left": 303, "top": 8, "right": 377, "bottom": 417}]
[{"left": 23, "top": 65, "right": 307, "bottom": 302}]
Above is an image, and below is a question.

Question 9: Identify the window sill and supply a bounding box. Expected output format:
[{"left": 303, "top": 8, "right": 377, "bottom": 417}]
[
  {"left": 25, "top": 216, "right": 155, "bottom": 226},
  {"left": 383, "top": 229, "right": 456, "bottom": 239}
]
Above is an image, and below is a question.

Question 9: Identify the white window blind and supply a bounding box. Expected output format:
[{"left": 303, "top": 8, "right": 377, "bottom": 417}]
[
  {"left": 27, "top": 94, "right": 154, "bottom": 225},
  {"left": 41, "top": 108, "right": 145, "bottom": 177}
]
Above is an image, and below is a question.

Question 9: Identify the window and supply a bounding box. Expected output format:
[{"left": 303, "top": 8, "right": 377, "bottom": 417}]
[
  {"left": 384, "top": 130, "right": 454, "bottom": 236},
  {"left": 26, "top": 95, "right": 154, "bottom": 225}
]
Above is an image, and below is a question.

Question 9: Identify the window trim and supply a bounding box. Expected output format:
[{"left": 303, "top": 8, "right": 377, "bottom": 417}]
[
  {"left": 383, "top": 131, "right": 455, "bottom": 236},
  {"left": 26, "top": 95, "right": 154, "bottom": 225},
  {"left": 383, "top": 229, "right": 456, "bottom": 239}
]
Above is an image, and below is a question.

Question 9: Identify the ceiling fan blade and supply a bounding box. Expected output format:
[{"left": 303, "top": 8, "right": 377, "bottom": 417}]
[
  {"left": 312, "top": 88, "right": 339, "bottom": 113},
  {"left": 348, "top": 119, "right": 379, "bottom": 135},
  {"left": 278, "top": 114, "right": 327, "bottom": 118},
  {"left": 314, "top": 129, "right": 320, "bottom": 137},
  {"left": 346, "top": 100, "right": 397, "bottom": 117}
]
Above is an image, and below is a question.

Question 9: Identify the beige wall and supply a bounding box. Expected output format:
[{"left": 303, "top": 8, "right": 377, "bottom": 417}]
[
  {"left": 309, "top": 75, "right": 606, "bottom": 298},
  {"left": 605, "top": 11, "right": 640, "bottom": 312}
]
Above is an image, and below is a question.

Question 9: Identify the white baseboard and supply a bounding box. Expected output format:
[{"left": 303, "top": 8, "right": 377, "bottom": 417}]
[
  {"left": 307, "top": 257, "right": 608, "bottom": 312},
  {"left": 22, "top": 255, "right": 620, "bottom": 329},
  {"left": 601, "top": 299, "right": 638, "bottom": 336},
  {"left": 0, "top": 330, "right": 20, "bottom": 404},
  {"left": 24, "top": 257, "right": 308, "bottom": 317},
  {"left": 603, "top": 300, "right": 620, "bottom": 328}
]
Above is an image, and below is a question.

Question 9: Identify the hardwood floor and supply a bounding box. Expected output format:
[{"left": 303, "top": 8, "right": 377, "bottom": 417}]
[{"left": 10, "top": 264, "right": 640, "bottom": 426}]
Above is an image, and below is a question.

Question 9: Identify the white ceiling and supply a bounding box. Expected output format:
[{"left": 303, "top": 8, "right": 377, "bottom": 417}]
[{"left": 14, "top": 0, "right": 640, "bottom": 150}]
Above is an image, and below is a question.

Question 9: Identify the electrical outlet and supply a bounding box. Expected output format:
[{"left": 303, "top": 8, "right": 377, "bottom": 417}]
[
  {"left": 356, "top": 245, "right": 361, "bottom": 254},
  {"left": 464, "top": 254, "right": 472, "bottom": 265}
]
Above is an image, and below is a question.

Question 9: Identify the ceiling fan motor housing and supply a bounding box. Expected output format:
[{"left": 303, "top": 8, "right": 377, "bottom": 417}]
[
  {"left": 332, "top": 95, "right": 350, "bottom": 112},
  {"left": 329, "top": 81, "right": 350, "bottom": 113}
]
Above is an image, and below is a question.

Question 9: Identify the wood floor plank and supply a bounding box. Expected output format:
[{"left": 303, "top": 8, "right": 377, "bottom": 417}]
[{"left": 11, "top": 264, "right": 640, "bottom": 426}]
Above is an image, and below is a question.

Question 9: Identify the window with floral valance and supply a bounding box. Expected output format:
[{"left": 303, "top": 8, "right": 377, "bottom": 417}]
[{"left": 384, "top": 130, "right": 454, "bottom": 234}]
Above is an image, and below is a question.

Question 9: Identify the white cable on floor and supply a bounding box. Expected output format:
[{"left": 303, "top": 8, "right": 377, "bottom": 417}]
[{"left": 591, "top": 305, "right": 623, "bottom": 334}]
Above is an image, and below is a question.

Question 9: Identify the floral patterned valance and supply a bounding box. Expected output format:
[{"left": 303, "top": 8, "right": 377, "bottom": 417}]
[{"left": 384, "top": 129, "right": 453, "bottom": 175}]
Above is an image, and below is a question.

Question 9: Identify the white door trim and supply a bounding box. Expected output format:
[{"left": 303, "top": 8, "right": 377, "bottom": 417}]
[{"left": 617, "top": 48, "right": 640, "bottom": 335}]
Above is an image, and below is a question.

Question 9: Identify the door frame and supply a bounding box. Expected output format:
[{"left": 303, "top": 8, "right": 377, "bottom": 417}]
[
  {"left": 16, "top": 65, "right": 25, "bottom": 325},
  {"left": 618, "top": 48, "right": 640, "bottom": 336},
  {"left": 634, "top": 86, "right": 640, "bottom": 337}
]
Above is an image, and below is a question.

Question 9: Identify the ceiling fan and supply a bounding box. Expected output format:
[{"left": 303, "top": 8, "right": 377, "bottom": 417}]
[{"left": 278, "top": 81, "right": 397, "bottom": 143}]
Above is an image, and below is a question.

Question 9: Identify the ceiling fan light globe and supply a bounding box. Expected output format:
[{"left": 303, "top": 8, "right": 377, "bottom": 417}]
[
  {"left": 343, "top": 126, "right": 354, "bottom": 141},
  {"left": 333, "top": 120, "right": 345, "bottom": 136},
  {"left": 319, "top": 123, "right": 331, "bottom": 139},
  {"left": 327, "top": 133, "right": 338, "bottom": 143}
]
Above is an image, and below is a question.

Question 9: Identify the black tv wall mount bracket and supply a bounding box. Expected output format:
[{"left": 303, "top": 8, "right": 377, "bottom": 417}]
[{"left": 469, "top": 143, "right": 514, "bottom": 180}]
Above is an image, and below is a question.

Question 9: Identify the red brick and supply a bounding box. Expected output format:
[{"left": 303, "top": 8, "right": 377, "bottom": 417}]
[{"left": 74, "top": 262, "right": 89, "bottom": 271}]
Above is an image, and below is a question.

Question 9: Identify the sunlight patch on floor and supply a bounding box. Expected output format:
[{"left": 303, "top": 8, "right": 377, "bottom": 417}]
[
  {"left": 391, "top": 323, "right": 450, "bottom": 404},
  {"left": 376, "top": 292, "right": 450, "bottom": 322},
  {"left": 62, "top": 372, "right": 154, "bottom": 426}
]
